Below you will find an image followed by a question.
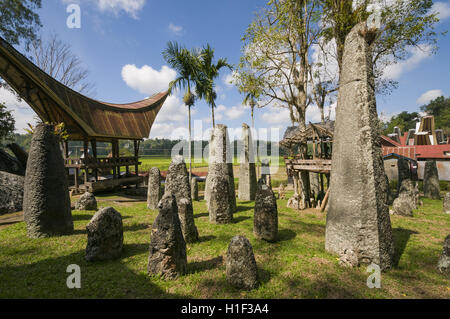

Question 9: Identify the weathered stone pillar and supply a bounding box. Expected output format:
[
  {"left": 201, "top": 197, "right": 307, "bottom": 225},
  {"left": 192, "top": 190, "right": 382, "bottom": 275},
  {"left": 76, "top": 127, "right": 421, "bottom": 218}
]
[
  {"left": 148, "top": 193, "right": 187, "bottom": 279},
  {"left": 397, "top": 157, "right": 411, "bottom": 195},
  {"left": 0, "top": 171, "right": 24, "bottom": 215},
  {"left": 191, "top": 177, "right": 199, "bottom": 201},
  {"left": 423, "top": 160, "right": 440, "bottom": 199},
  {"left": 254, "top": 184, "right": 278, "bottom": 242},
  {"left": 444, "top": 193, "right": 450, "bottom": 214},
  {"left": 226, "top": 235, "right": 258, "bottom": 290},
  {"left": 209, "top": 174, "right": 233, "bottom": 224},
  {"left": 325, "top": 22, "right": 395, "bottom": 270},
  {"left": 205, "top": 124, "right": 236, "bottom": 212},
  {"left": 309, "top": 172, "right": 320, "bottom": 201},
  {"left": 238, "top": 123, "right": 257, "bottom": 201},
  {"left": 23, "top": 123, "right": 73, "bottom": 238},
  {"left": 147, "top": 167, "right": 162, "bottom": 210},
  {"left": 437, "top": 234, "right": 450, "bottom": 274},
  {"left": 165, "top": 156, "right": 199, "bottom": 243}
]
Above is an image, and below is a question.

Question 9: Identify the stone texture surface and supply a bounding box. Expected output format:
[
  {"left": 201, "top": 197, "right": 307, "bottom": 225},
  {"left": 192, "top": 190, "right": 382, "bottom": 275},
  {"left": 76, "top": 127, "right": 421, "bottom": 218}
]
[
  {"left": 85, "top": 207, "right": 123, "bottom": 262},
  {"left": 148, "top": 193, "right": 187, "bottom": 279},
  {"left": 278, "top": 183, "right": 286, "bottom": 200},
  {"left": 324, "top": 22, "right": 395, "bottom": 271},
  {"left": 191, "top": 177, "right": 199, "bottom": 201},
  {"left": 147, "top": 167, "right": 162, "bottom": 210},
  {"left": 254, "top": 184, "right": 278, "bottom": 242},
  {"left": 339, "top": 249, "right": 359, "bottom": 268},
  {"left": 75, "top": 192, "right": 97, "bottom": 211},
  {"left": 238, "top": 123, "right": 257, "bottom": 201},
  {"left": 423, "top": 160, "right": 440, "bottom": 200},
  {"left": 385, "top": 174, "right": 394, "bottom": 205},
  {"left": 0, "top": 171, "right": 24, "bottom": 215},
  {"left": 391, "top": 179, "right": 419, "bottom": 217},
  {"left": 437, "top": 235, "right": 450, "bottom": 274},
  {"left": 23, "top": 123, "right": 73, "bottom": 238},
  {"left": 0, "top": 148, "right": 25, "bottom": 175},
  {"left": 209, "top": 174, "right": 233, "bottom": 224},
  {"left": 165, "top": 156, "right": 198, "bottom": 243},
  {"left": 397, "top": 157, "right": 411, "bottom": 195},
  {"left": 444, "top": 193, "right": 450, "bottom": 214},
  {"left": 226, "top": 235, "right": 258, "bottom": 290},
  {"left": 205, "top": 124, "right": 236, "bottom": 213},
  {"left": 309, "top": 172, "right": 320, "bottom": 200}
]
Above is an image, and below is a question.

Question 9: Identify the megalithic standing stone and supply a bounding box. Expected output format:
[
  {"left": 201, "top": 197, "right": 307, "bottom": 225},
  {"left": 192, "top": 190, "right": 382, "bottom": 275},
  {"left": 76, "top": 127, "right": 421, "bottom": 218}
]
[
  {"left": 423, "top": 160, "right": 440, "bottom": 199},
  {"left": 165, "top": 156, "right": 199, "bottom": 243},
  {"left": 325, "top": 22, "right": 395, "bottom": 271},
  {"left": 205, "top": 124, "right": 236, "bottom": 212},
  {"left": 23, "top": 123, "right": 74, "bottom": 238},
  {"left": 238, "top": 123, "right": 257, "bottom": 201},
  {"left": 397, "top": 157, "right": 411, "bottom": 196},
  {"left": 147, "top": 167, "right": 162, "bottom": 210}
]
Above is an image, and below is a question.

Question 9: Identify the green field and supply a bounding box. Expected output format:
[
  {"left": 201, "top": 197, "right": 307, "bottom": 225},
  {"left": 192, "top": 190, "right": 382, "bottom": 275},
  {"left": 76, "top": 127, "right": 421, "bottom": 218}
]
[{"left": 0, "top": 191, "right": 448, "bottom": 298}]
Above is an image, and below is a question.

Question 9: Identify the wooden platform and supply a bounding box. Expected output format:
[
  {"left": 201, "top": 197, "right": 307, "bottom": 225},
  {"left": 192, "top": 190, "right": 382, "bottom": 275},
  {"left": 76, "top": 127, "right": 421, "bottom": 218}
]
[
  {"left": 284, "top": 158, "right": 332, "bottom": 174},
  {"left": 70, "top": 176, "right": 144, "bottom": 194}
]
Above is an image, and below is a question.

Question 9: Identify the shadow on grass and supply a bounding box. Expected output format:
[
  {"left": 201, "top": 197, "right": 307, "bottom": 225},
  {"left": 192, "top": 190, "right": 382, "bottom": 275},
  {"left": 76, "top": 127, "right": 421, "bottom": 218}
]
[
  {"left": 72, "top": 214, "right": 94, "bottom": 221},
  {"left": 277, "top": 229, "right": 296, "bottom": 242},
  {"left": 236, "top": 205, "right": 252, "bottom": 213},
  {"left": 392, "top": 227, "right": 419, "bottom": 267},
  {"left": 187, "top": 256, "right": 223, "bottom": 274},
  {"left": 194, "top": 212, "right": 209, "bottom": 218},
  {"left": 0, "top": 249, "right": 187, "bottom": 298},
  {"left": 122, "top": 243, "right": 149, "bottom": 258},
  {"left": 198, "top": 235, "right": 216, "bottom": 243},
  {"left": 232, "top": 216, "right": 251, "bottom": 224},
  {"left": 123, "top": 223, "right": 149, "bottom": 232}
]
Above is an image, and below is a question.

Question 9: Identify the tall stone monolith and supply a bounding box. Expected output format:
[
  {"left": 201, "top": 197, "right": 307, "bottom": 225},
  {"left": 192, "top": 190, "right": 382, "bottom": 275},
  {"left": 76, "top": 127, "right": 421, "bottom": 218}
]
[
  {"left": 209, "top": 174, "right": 233, "bottom": 224},
  {"left": 423, "top": 160, "right": 440, "bottom": 199},
  {"left": 23, "top": 123, "right": 73, "bottom": 238},
  {"left": 191, "top": 177, "right": 199, "bottom": 201},
  {"left": 147, "top": 167, "right": 162, "bottom": 210},
  {"left": 205, "top": 124, "right": 236, "bottom": 213},
  {"left": 324, "top": 22, "right": 395, "bottom": 271},
  {"left": 165, "top": 156, "right": 199, "bottom": 243},
  {"left": 254, "top": 183, "right": 278, "bottom": 242},
  {"left": 148, "top": 193, "right": 187, "bottom": 279},
  {"left": 397, "top": 157, "right": 411, "bottom": 196},
  {"left": 238, "top": 123, "right": 257, "bottom": 201}
]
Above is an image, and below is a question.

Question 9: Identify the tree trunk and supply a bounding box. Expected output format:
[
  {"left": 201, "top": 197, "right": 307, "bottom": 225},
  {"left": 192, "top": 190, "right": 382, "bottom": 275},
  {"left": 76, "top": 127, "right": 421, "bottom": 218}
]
[
  {"left": 188, "top": 105, "right": 192, "bottom": 181},
  {"left": 211, "top": 103, "right": 216, "bottom": 128}
]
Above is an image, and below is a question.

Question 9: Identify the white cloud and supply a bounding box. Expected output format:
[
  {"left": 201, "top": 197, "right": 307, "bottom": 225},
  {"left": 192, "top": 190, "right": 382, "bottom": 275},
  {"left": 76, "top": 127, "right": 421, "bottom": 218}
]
[
  {"left": 222, "top": 71, "right": 237, "bottom": 87},
  {"left": 382, "top": 45, "right": 433, "bottom": 80},
  {"left": 62, "top": 0, "right": 146, "bottom": 18},
  {"left": 121, "top": 64, "right": 176, "bottom": 95},
  {"left": 261, "top": 106, "right": 291, "bottom": 125},
  {"left": 0, "top": 87, "right": 38, "bottom": 133},
  {"left": 432, "top": 2, "right": 450, "bottom": 21},
  {"left": 416, "top": 89, "right": 443, "bottom": 105},
  {"left": 225, "top": 105, "right": 246, "bottom": 120},
  {"left": 168, "top": 23, "right": 183, "bottom": 35}
]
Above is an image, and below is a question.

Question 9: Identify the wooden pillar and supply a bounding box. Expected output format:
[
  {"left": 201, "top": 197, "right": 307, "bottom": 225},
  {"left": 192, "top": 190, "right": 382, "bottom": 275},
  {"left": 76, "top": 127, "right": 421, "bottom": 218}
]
[
  {"left": 83, "top": 139, "right": 89, "bottom": 186},
  {"left": 91, "top": 139, "right": 98, "bottom": 182},
  {"left": 134, "top": 140, "right": 139, "bottom": 188},
  {"left": 74, "top": 168, "right": 79, "bottom": 194}
]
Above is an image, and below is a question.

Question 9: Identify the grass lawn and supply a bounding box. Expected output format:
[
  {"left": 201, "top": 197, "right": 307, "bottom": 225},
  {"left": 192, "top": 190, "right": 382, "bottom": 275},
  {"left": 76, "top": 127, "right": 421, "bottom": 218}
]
[{"left": 0, "top": 191, "right": 449, "bottom": 299}]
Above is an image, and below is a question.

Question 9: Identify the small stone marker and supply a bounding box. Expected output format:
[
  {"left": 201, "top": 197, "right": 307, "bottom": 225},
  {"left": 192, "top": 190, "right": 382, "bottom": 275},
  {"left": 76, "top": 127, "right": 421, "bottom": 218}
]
[
  {"left": 437, "top": 235, "right": 450, "bottom": 275},
  {"left": 423, "top": 160, "right": 440, "bottom": 200},
  {"left": 191, "top": 177, "right": 199, "bottom": 201},
  {"left": 148, "top": 193, "right": 187, "bottom": 279},
  {"left": 254, "top": 184, "right": 278, "bottom": 242},
  {"left": 392, "top": 179, "right": 418, "bottom": 217},
  {"left": 444, "top": 193, "right": 450, "bottom": 214},
  {"left": 23, "top": 123, "right": 73, "bottom": 238},
  {"left": 226, "top": 235, "right": 258, "bottom": 290},
  {"left": 85, "top": 207, "right": 123, "bottom": 262},
  {"left": 75, "top": 192, "right": 97, "bottom": 211},
  {"left": 209, "top": 175, "right": 233, "bottom": 224},
  {"left": 165, "top": 156, "right": 199, "bottom": 243},
  {"left": 147, "top": 167, "right": 162, "bottom": 210},
  {"left": 278, "top": 183, "right": 286, "bottom": 200}
]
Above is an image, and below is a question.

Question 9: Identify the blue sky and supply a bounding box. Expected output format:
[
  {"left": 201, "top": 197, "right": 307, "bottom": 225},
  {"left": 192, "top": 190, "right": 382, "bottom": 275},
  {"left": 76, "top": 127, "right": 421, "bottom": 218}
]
[{"left": 2, "top": 0, "right": 450, "bottom": 141}]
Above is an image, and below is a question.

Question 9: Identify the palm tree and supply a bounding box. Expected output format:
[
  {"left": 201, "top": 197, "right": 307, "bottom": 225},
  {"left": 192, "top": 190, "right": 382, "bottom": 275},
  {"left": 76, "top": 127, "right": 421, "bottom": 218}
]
[
  {"left": 196, "top": 44, "right": 232, "bottom": 128},
  {"left": 162, "top": 41, "right": 202, "bottom": 180}
]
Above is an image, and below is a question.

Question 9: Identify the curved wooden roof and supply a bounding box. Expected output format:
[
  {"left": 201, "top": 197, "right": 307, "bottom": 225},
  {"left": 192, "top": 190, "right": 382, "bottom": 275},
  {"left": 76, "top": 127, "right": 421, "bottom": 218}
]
[{"left": 0, "top": 36, "right": 168, "bottom": 140}]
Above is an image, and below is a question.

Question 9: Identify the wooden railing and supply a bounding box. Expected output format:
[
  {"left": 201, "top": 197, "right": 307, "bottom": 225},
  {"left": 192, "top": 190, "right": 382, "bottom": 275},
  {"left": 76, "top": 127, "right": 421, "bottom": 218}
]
[
  {"left": 284, "top": 158, "right": 332, "bottom": 173},
  {"left": 65, "top": 156, "right": 140, "bottom": 169}
]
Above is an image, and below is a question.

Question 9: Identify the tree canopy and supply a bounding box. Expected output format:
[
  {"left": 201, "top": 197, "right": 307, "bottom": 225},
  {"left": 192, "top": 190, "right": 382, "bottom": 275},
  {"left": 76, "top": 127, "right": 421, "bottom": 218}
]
[
  {"left": 420, "top": 96, "right": 450, "bottom": 135},
  {"left": 0, "top": 102, "right": 15, "bottom": 145}
]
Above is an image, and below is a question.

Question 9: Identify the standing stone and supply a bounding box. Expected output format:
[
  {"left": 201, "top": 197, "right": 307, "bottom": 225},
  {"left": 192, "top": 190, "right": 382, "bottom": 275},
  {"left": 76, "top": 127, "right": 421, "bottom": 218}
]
[
  {"left": 384, "top": 174, "right": 394, "bottom": 206},
  {"left": 423, "top": 160, "right": 440, "bottom": 199},
  {"left": 148, "top": 193, "right": 187, "bottom": 279},
  {"left": 165, "top": 156, "right": 199, "bottom": 243},
  {"left": 444, "top": 193, "right": 450, "bottom": 214},
  {"left": 260, "top": 159, "right": 270, "bottom": 185},
  {"left": 325, "top": 22, "right": 395, "bottom": 271},
  {"left": 191, "top": 177, "right": 199, "bottom": 201},
  {"left": 392, "top": 179, "right": 419, "bottom": 217},
  {"left": 226, "top": 235, "right": 258, "bottom": 290},
  {"left": 437, "top": 235, "right": 450, "bottom": 274},
  {"left": 0, "top": 171, "right": 24, "bottom": 215},
  {"left": 254, "top": 184, "right": 278, "bottom": 242},
  {"left": 85, "top": 207, "right": 123, "bottom": 261},
  {"left": 278, "top": 183, "right": 286, "bottom": 200},
  {"left": 309, "top": 172, "right": 320, "bottom": 201},
  {"left": 209, "top": 174, "right": 233, "bottom": 224},
  {"left": 397, "top": 157, "right": 411, "bottom": 196},
  {"left": 205, "top": 124, "right": 236, "bottom": 212},
  {"left": 147, "top": 167, "right": 162, "bottom": 210},
  {"left": 238, "top": 123, "right": 257, "bottom": 201},
  {"left": 75, "top": 192, "right": 97, "bottom": 211},
  {"left": 23, "top": 123, "right": 73, "bottom": 238}
]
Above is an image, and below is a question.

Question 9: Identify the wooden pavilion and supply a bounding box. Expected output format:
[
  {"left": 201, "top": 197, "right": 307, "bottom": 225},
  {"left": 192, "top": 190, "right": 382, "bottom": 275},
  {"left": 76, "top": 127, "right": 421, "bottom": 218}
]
[{"left": 0, "top": 36, "right": 168, "bottom": 193}]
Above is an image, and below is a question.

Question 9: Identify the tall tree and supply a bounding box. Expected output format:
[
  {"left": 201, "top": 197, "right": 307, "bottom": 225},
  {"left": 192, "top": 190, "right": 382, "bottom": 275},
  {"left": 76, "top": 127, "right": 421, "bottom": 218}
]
[
  {"left": 30, "top": 33, "right": 95, "bottom": 96},
  {"left": 163, "top": 41, "right": 202, "bottom": 179},
  {"left": 0, "top": 102, "right": 15, "bottom": 145},
  {"left": 196, "top": 44, "right": 232, "bottom": 128}
]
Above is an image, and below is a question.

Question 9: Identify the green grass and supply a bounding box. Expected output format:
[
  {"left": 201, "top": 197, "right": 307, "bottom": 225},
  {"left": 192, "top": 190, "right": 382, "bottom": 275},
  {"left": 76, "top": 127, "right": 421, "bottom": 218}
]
[{"left": 0, "top": 192, "right": 449, "bottom": 298}]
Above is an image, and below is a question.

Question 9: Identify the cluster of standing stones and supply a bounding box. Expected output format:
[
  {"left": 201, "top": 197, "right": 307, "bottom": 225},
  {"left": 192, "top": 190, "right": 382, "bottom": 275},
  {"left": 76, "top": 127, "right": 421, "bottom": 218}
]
[{"left": 1, "top": 22, "right": 449, "bottom": 290}]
